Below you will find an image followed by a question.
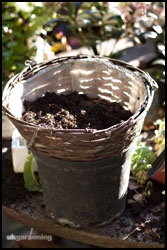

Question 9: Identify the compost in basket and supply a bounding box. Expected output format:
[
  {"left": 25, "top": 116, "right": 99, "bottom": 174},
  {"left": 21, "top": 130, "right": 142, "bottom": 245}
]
[{"left": 21, "top": 91, "right": 133, "bottom": 130}]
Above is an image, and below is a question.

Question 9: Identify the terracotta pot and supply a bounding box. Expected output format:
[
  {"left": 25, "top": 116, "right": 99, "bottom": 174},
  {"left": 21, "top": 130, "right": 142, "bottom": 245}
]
[
  {"left": 152, "top": 164, "right": 165, "bottom": 185},
  {"left": 148, "top": 151, "right": 165, "bottom": 185}
]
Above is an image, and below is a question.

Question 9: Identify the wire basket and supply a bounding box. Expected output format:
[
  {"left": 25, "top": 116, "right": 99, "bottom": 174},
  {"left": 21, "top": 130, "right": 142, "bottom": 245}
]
[{"left": 2, "top": 55, "right": 158, "bottom": 161}]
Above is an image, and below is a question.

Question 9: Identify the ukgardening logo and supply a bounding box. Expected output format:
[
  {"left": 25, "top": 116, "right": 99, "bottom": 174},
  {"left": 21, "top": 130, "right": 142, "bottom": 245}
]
[{"left": 6, "top": 228, "right": 52, "bottom": 242}]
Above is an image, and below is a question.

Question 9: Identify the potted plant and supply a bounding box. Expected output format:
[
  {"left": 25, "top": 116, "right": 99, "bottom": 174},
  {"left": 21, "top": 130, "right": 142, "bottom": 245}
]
[{"left": 2, "top": 55, "right": 157, "bottom": 228}]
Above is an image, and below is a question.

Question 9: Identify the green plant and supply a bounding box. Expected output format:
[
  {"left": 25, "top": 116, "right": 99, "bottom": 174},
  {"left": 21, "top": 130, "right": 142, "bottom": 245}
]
[
  {"left": 131, "top": 141, "right": 156, "bottom": 185},
  {"left": 43, "top": 2, "right": 124, "bottom": 55},
  {"left": 151, "top": 31, "right": 165, "bottom": 83},
  {"left": 130, "top": 180, "right": 153, "bottom": 203},
  {"left": 2, "top": 2, "right": 58, "bottom": 88},
  {"left": 24, "top": 154, "right": 42, "bottom": 192},
  {"left": 43, "top": 2, "right": 132, "bottom": 56},
  {"left": 43, "top": 2, "right": 165, "bottom": 57},
  {"left": 2, "top": 2, "right": 35, "bottom": 88}
]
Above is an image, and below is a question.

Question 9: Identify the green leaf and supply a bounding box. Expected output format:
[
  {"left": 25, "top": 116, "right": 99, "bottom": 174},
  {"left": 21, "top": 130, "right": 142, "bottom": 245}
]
[
  {"left": 111, "top": 28, "right": 125, "bottom": 39},
  {"left": 131, "top": 141, "right": 156, "bottom": 185},
  {"left": 108, "top": 51, "right": 123, "bottom": 59},
  {"left": 2, "top": 51, "right": 11, "bottom": 58},
  {"left": 24, "top": 154, "right": 42, "bottom": 192},
  {"left": 3, "top": 14, "right": 15, "bottom": 21},
  {"left": 66, "top": 2, "right": 76, "bottom": 16},
  {"left": 6, "top": 41, "right": 17, "bottom": 48},
  {"left": 77, "top": 18, "right": 92, "bottom": 27},
  {"left": 103, "top": 13, "right": 124, "bottom": 28},
  {"left": 10, "top": 65, "right": 17, "bottom": 70},
  {"left": 78, "top": 9, "right": 102, "bottom": 21},
  {"left": 43, "top": 18, "right": 59, "bottom": 28}
]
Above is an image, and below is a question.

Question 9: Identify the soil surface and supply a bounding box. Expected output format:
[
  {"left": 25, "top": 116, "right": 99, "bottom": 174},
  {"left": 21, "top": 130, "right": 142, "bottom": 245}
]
[
  {"left": 22, "top": 91, "right": 132, "bottom": 130},
  {"left": 2, "top": 139, "right": 165, "bottom": 246}
]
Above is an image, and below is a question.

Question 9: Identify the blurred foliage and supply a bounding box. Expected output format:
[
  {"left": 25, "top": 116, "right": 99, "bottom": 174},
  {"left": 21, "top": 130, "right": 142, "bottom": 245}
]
[
  {"left": 2, "top": 2, "right": 58, "bottom": 88},
  {"left": 43, "top": 1, "right": 165, "bottom": 110},
  {"left": 2, "top": 2, "right": 165, "bottom": 88},
  {"left": 144, "top": 3, "right": 165, "bottom": 94},
  {"left": 153, "top": 117, "right": 165, "bottom": 156},
  {"left": 149, "top": 32, "right": 165, "bottom": 106},
  {"left": 131, "top": 114, "right": 165, "bottom": 185},
  {"left": 42, "top": 2, "right": 165, "bottom": 56},
  {"left": 131, "top": 141, "right": 156, "bottom": 185},
  {"left": 43, "top": 2, "right": 125, "bottom": 55}
]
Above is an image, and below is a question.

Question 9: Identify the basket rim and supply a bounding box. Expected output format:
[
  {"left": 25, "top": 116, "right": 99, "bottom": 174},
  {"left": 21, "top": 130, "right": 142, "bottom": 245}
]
[{"left": 2, "top": 54, "right": 157, "bottom": 135}]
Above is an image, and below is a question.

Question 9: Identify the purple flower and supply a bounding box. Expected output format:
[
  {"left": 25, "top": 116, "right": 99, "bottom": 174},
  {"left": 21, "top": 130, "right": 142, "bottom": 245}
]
[{"left": 8, "top": 29, "right": 12, "bottom": 34}]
